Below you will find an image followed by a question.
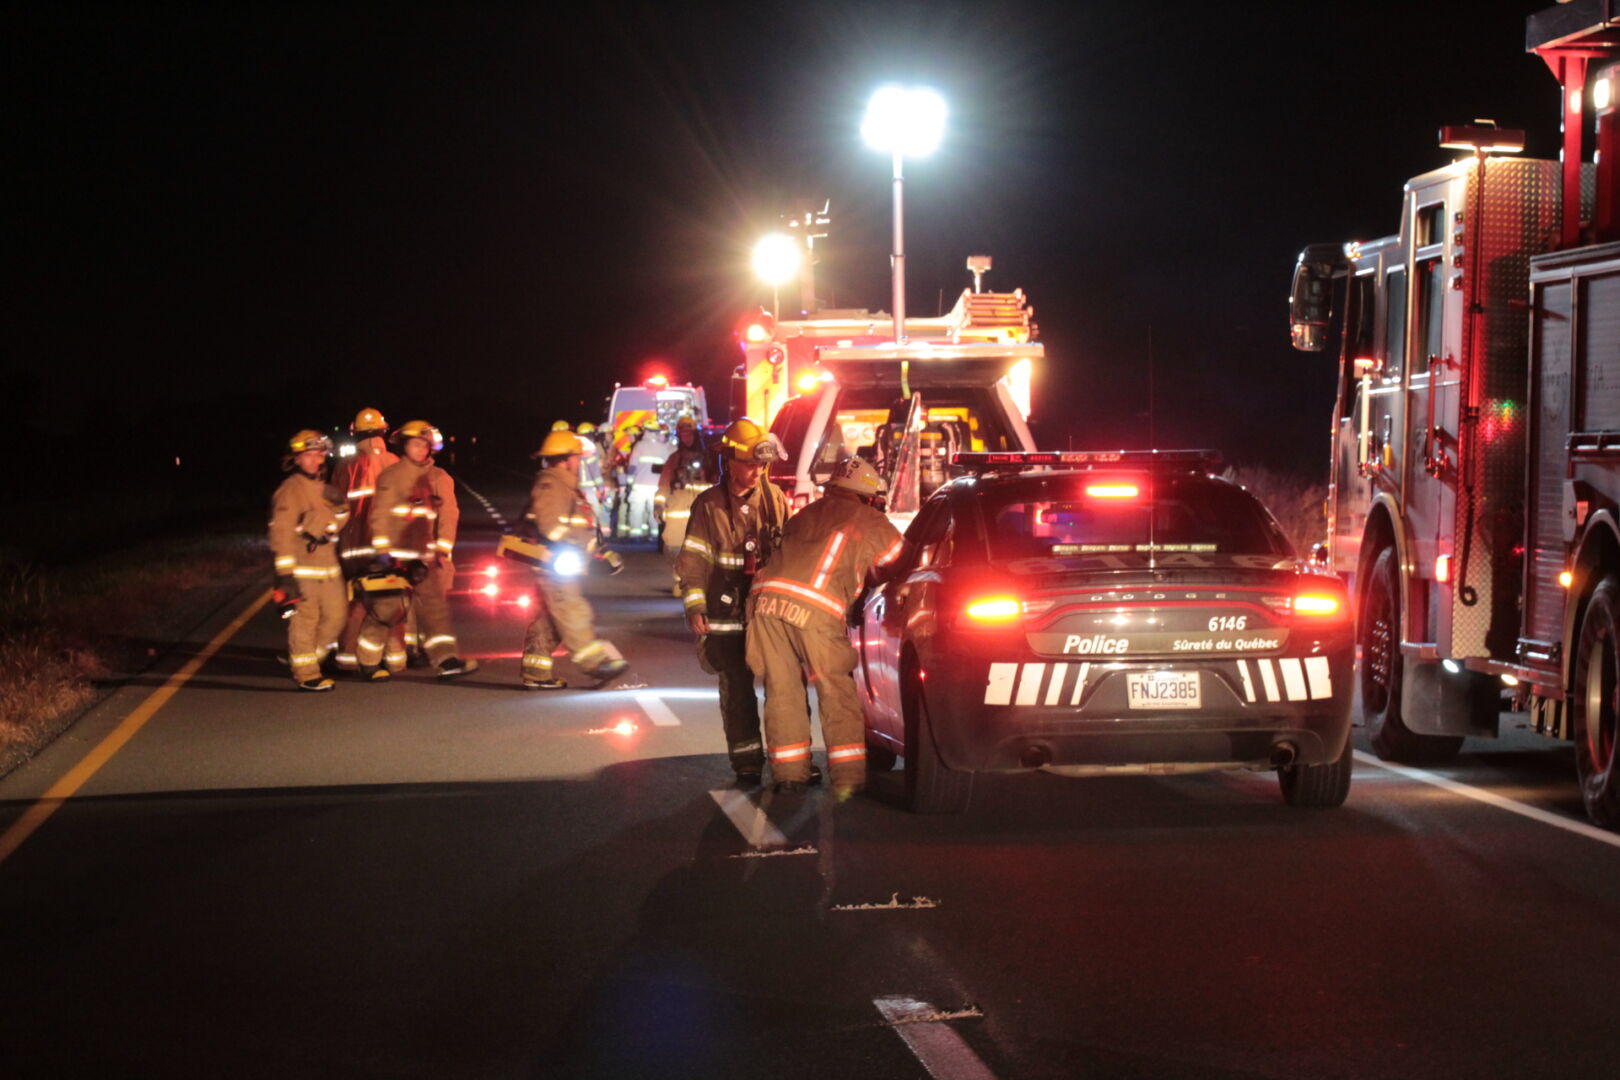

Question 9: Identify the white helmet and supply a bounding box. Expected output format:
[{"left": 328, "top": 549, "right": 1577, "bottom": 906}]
[{"left": 826, "top": 457, "right": 886, "bottom": 497}]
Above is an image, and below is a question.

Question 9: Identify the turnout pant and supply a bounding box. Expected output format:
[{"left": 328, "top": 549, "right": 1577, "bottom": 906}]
[
  {"left": 335, "top": 591, "right": 407, "bottom": 673},
  {"left": 359, "top": 559, "right": 461, "bottom": 668},
  {"left": 522, "top": 575, "right": 623, "bottom": 680},
  {"left": 698, "top": 632, "right": 765, "bottom": 776},
  {"left": 625, "top": 484, "right": 655, "bottom": 539},
  {"left": 746, "top": 613, "right": 867, "bottom": 786},
  {"left": 288, "top": 577, "right": 346, "bottom": 683}
]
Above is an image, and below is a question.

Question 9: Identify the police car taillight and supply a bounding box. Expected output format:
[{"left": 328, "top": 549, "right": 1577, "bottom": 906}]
[
  {"left": 963, "top": 595, "right": 1023, "bottom": 624},
  {"left": 1293, "top": 593, "right": 1342, "bottom": 617}
]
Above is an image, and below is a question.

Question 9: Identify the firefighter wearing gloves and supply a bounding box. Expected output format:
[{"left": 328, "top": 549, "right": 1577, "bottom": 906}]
[
  {"left": 675, "top": 418, "right": 789, "bottom": 786},
  {"left": 331, "top": 407, "right": 405, "bottom": 677},
  {"left": 519, "top": 429, "right": 630, "bottom": 689},
  {"left": 359, "top": 420, "right": 479, "bottom": 678},
  {"left": 747, "top": 457, "right": 907, "bottom": 797},
  {"left": 270, "top": 431, "right": 351, "bottom": 691}
]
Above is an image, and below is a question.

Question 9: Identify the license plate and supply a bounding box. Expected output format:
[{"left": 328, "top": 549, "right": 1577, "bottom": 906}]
[{"left": 1126, "top": 671, "right": 1201, "bottom": 709}]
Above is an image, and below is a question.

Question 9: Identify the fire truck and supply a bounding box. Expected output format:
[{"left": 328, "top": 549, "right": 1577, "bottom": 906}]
[
  {"left": 1288, "top": 2, "right": 1620, "bottom": 824},
  {"left": 733, "top": 256, "right": 1042, "bottom": 523}
]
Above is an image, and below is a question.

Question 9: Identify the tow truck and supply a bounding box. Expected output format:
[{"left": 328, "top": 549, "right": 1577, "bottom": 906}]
[
  {"left": 733, "top": 256, "right": 1042, "bottom": 525},
  {"left": 1287, "top": 2, "right": 1620, "bottom": 824}
]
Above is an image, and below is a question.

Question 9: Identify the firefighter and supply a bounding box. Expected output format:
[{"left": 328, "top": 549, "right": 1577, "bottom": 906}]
[
  {"left": 270, "top": 430, "right": 350, "bottom": 691},
  {"left": 575, "top": 421, "right": 609, "bottom": 533},
  {"left": 747, "top": 457, "right": 907, "bottom": 797},
  {"left": 625, "top": 421, "right": 672, "bottom": 540},
  {"left": 358, "top": 419, "right": 479, "bottom": 678},
  {"left": 520, "top": 428, "right": 629, "bottom": 689},
  {"left": 331, "top": 407, "right": 406, "bottom": 678},
  {"left": 658, "top": 414, "right": 717, "bottom": 594},
  {"left": 675, "top": 419, "right": 790, "bottom": 786},
  {"left": 605, "top": 423, "right": 639, "bottom": 538}
]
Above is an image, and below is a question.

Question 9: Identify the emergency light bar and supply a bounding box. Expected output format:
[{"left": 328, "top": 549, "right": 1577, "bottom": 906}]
[{"left": 952, "top": 449, "right": 1223, "bottom": 473}]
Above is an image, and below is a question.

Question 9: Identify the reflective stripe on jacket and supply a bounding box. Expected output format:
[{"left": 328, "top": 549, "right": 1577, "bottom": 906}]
[
  {"left": 527, "top": 466, "right": 599, "bottom": 568},
  {"left": 269, "top": 472, "right": 350, "bottom": 578},
  {"left": 750, "top": 491, "right": 905, "bottom": 630},
  {"left": 674, "top": 479, "right": 789, "bottom": 633},
  {"left": 370, "top": 458, "right": 459, "bottom": 561}
]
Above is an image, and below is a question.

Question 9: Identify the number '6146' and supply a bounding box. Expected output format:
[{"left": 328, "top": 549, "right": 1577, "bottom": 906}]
[{"left": 1207, "top": 615, "right": 1247, "bottom": 632}]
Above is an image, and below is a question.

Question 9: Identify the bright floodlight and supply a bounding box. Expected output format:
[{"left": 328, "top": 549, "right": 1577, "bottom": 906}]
[
  {"left": 752, "top": 233, "right": 802, "bottom": 286},
  {"left": 861, "top": 85, "right": 947, "bottom": 157}
]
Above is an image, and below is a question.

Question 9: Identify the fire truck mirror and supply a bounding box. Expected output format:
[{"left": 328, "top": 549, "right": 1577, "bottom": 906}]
[{"left": 1289, "top": 244, "right": 1344, "bottom": 353}]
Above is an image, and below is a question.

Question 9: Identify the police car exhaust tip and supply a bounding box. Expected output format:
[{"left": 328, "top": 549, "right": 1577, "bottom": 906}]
[
  {"left": 1020, "top": 745, "right": 1052, "bottom": 768},
  {"left": 1271, "top": 741, "right": 1299, "bottom": 768}
]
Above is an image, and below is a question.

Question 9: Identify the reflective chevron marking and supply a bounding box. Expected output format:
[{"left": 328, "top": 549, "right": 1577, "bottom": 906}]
[
  {"left": 979, "top": 659, "right": 1332, "bottom": 705},
  {"left": 1044, "top": 663, "right": 1068, "bottom": 706}
]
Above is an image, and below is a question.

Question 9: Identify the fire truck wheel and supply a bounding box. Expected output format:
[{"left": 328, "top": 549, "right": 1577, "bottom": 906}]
[
  {"left": 903, "top": 664, "right": 972, "bottom": 814},
  {"left": 1360, "top": 546, "right": 1463, "bottom": 763},
  {"left": 1572, "top": 576, "right": 1620, "bottom": 828},
  {"left": 1278, "top": 732, "right": 1353, "bottom": 808}
]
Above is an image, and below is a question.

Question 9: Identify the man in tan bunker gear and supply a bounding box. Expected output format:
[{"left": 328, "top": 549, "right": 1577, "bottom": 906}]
[
  {"left": 270, "top": 431, "right": 350, "bottom": 691},
  {"left": 747, "top": 457, "right": 906, "bottom": 795},
  {"left": 675, "top": 419, "right": 789, "bottom": 784},
  {"left": 520, "top": 429, "right": 629, "bottom": 689},
  {"left": 359, "top": 419, "right": 479, "bottom": 678},
  {"left": 332, "top": 407, "right": 407, "bottom": 676}
]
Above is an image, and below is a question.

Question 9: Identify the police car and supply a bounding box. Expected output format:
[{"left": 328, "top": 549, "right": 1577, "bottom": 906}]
[{"left": 852, "top": 451, "right": 1354, "bottom": 812}]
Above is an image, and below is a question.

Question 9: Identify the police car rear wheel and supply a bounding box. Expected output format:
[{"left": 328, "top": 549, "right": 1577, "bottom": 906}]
[
  {"left": 903, "top": 667, "right": 972, "bottom": 814},
  {"left": 1278, "top": 735, "right": 1353, "bottom": 808}
]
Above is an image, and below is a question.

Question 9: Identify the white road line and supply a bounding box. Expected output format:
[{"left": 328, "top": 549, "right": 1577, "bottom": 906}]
[
  {"left": 873, "top": 997, "right": 996, "bottom": 1080},
  {"left": 709, "top": 789, "right": 787, "bottom": 848},
  {"left": 634, "top": 692, "right": 681, "bottom": 727},
  {"left": 1352, "top": 751, "right": 1620, "bottom": 851}
]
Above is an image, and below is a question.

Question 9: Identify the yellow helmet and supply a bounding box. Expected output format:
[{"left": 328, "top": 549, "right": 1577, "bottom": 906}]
[
  {"left": 551, "top": 420, "right": 572, "bottom": 432},
  {"left": 539, "top": 430, "right": 585, "bottom": 459},
  {"left": 676, "top": 414, "right": 697, "bottom": 433},
  {"left": 826, "top": 456, "right": 887, "bottom": 497},
  {"left": 391, "top": 420, "right": 443, "bottom": 451},
  {"left": 287, "top": 429, "right": 334, "bottom": 455},
  {"left": 351, "top": 407, "right": 387, "bottom": 437},
  {"left": 576, "top": 421, "right": 597, "bottom": 435},
  {"left": 721, "top": 418, "right": 778, "bottom": 464}
]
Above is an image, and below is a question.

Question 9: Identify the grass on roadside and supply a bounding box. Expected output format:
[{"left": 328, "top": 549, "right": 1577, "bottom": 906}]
[{"left": 0, "top": 525, "right": 267, "bottom": 771}]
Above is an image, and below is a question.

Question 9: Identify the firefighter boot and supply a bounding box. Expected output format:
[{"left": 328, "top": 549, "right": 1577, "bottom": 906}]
[
  {"left": 592, "top": 658, "right": 630, "bottom": 689},
  {"left": 437, "top": 657, "right": 480, "bottom": 679}
]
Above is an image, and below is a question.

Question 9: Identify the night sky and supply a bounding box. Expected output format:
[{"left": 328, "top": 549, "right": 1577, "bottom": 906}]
[{"left": 8, "top": 1, "right": 1560, "bottom": 495}]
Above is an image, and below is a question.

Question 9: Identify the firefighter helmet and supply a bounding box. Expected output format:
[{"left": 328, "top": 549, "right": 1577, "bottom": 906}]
[
  {"left": 676, "top": 414, "right": 697, "bottom": 433},
  {"left": 826, "top": 456, "right": 887, "bottom": 497},
  {"left": 576, "top": 421, "right": 597, "bottom": 435},
  {"left": 538, "top": 430, "right": 585, "bottom": 459},
  {"left": 391, "top": 420, "right": 443, "bottom": 451},
  {"left": 287, "top": 429, "right": 334, "bottom": 456},
  {"left": 551, "top": 420, "right": 572, "bottom": 432},
  {"left": 721, "top": 418, "right": 778, "bottom": 464},
  {"left": 351, "top": 407, "right": 387, "bottom": 438}
]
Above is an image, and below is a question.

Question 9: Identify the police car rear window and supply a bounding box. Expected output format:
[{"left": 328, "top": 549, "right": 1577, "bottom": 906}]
[{"left": 979, "top": 475, "right": 1291, "bottom": 560}]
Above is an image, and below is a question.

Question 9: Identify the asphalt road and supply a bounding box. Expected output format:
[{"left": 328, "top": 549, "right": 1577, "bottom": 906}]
[{"left": 3, "top": 474, "right": 1618, "bottom": 1079}]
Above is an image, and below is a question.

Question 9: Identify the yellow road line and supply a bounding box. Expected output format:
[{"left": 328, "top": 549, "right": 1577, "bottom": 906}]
[{"left": 0, "top": 588, "right": 271, "bottom": 867}]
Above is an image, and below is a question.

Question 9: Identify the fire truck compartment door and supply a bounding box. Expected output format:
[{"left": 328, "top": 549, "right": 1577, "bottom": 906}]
[{"left": 815, "top": 344, "right": 1041, "bottom": 390}]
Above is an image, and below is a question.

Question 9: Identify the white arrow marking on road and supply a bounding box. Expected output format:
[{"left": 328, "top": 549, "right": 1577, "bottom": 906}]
[
  {"left": 709, "top": 789, "right": 787, "bottom": 849},
  {"left": 634, "top": 692, "right": 680, "bottom": 727},
  {"left": 873, "top": 997, "right": 996, "bottom": 1080},
  {"left": 1353, "top": 751, "right": 1620, "bottom": 850}
]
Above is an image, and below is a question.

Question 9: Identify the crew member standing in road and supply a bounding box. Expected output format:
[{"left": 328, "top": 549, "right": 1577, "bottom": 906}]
[
  {"left": 270, "top": 430, "right": 350, "bottom": 691},
  {"left": 332, "top": 407, "right": 405, "bottom": 678},
  {"left": 748, "top": 458, "right": 907, "bottom": 797},
  {"left": 625, "top": 421, "right": 672, "bottom": 540},
  {"left": 358, "top": 419, "right": 479, "bottom": 678},
  {"left": 675, "top": 419, "right": 789, "bottom": 786},
  {"left": 575, "top": 421, "right": 609, "bottom": 533},
  {"left": 519, "top": 427, "right": 630, "bottom": 689},
  {"left": 655, "top": 414, "right": 715, "bottom": 512}
]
